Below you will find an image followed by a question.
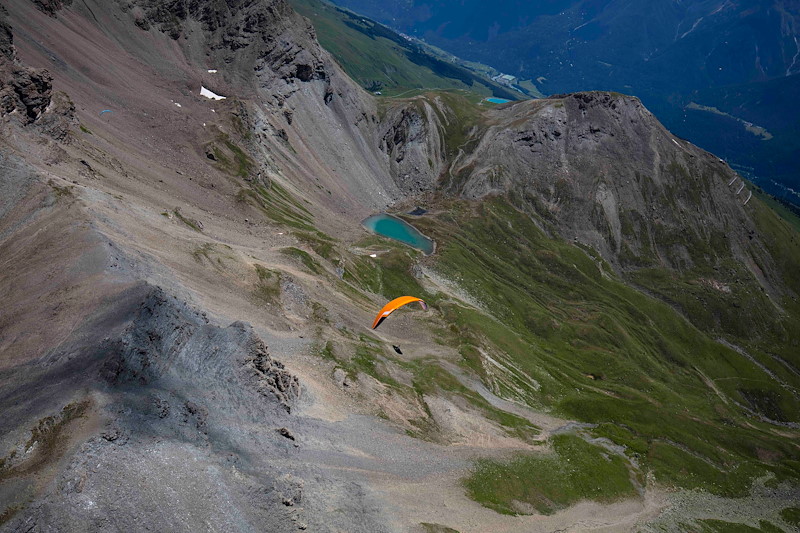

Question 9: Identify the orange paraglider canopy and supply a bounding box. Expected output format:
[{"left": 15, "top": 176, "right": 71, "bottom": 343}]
[{"left": 371, "top": 296, "right": 428, "bottom": 329}]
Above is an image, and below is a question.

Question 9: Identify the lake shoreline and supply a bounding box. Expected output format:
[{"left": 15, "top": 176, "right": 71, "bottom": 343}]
[{"left": 362, "top": 213, "right": 436, "bottom": 255}]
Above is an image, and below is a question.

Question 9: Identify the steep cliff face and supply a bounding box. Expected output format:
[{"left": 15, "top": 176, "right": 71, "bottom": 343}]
[
  {"left": 378, "top": 100, "right": 445, "bottom": 195},
  {"left": 0, "top": 59, "right": 51, "bottom": 122},
  {"left": 29, "top": 0, "right": 73, "bottom": 17},
  {"left": 0, "top": 7, "right": 52, "bottom": 123},
  {"left": 0, "top": 6, "right": 74, "bottom": 135},
  {"left": 0, "top": 8, "right": 15, "bottom": 59},
  {"left": 450, "top": 92, "right": 774, "bottom": 286},
  {"left": 183, "top": 0, "right": 403, "bottom": 212},
  {"left": 125, "top": 0, "right": 327, "bottom": 90}
]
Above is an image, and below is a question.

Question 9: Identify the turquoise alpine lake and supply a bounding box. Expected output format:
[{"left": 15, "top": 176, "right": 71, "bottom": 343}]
[
  {"left": 486, "top": 97, "right": 511, "bottom": 104},
  {"left": 362, "top": 214, "right": 435, "bottom": 255}
]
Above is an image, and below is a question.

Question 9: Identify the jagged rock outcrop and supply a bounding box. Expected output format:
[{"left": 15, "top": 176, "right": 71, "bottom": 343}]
[
  {"left": 0, "top": 7, "right": 52, "bottom": 123},
  {"left": 124, "top": 0, "right": 328, "bottom": 95},
  {"left": 0, "top": 7, "right": 14, "bottom": 59},
  {"left": 379, "top": 100, "right": 445, "bottom": 194},
  {"left": 35, "top": 90, "right": 76, "bottom": 141},
  {"left": 30, "top": 0, "right": 73, "bottom": 16},
  {"left": 102, "top": 286, "right": 300, "bottom": 412},
  {"left": 0, "top": 6, "right": 74, "bottom": 133},
  {"left": 245, "top": 334, "right": 301, "bottom": 411},
  {"left": 0, "top": 61, "right": 51, "bottom": 122},
  {"left": 0, "top": 280, "right": 307, "bottom": 530}
]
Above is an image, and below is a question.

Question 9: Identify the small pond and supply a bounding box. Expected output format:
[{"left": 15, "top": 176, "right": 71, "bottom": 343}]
[
  {"left": 486, "top": 97, "right": 511, "bottom": 104},
  {"left": 362, "top": 214, "right": 435, "bottom": 255}
]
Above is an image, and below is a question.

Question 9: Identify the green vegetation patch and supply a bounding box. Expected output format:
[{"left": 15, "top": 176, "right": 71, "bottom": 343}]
[
  {"left": 313, "top": 335, "right": 539, "bottom": 442},
  {"left": 207, "top": 131, "right": 254, "bottom": 179},
  {"left": 223, "top": 138, "right": 253, "bottom": 178},
  {"left": 646, "top": 440, "right": 766, "bottom": 496},
  {"left": 316, "top": 336, "right": 400, "bottom": 389},
  {"left": 629, "top": 263, "right": 781, "bottom": 340},
  {"left": 780, "top": 507, "right": 800, "bottom": 528},
  {"left": 418, "top": 197, "right": 800, "bottom": 498},
  {"left": 316, "top": 340, "right": 336, "bottom": 361},
  {"left": 280, "top": 247, "right": 323, "bottom": 274},
  {"left": 47, "top": 179, "right": 74, "bottom": 199},
  {"left": 239, "top": 182, "right": 314, "bottom": 231},
  {"left": 288, "top": 0, "right": 520, "bottom": 99},
  {"left": 192, "top": 243, "right": 215, "bottom": 264},
  {"left": 0, "top": 450, "right": 15, "bottom": 473},
  {"left": 293, "top": 230, "right": 337, "bottom": 260},
  {"left": 25, "top": 400, "right": 90, "bottom": 457},
  {"left": 343, "top": 245, "right": 432, "bottom": 302},
  {"left": 751, "top": 187, "right": 800, "bottom": 233},
  {"left": 0, "top": 400, "right": 90, "bottom": 482},
  {"left": 253, "top": 264, "right": 281, "bottom": 306},
  {"left": 0, "top": 504, "right": 24, "bottom": 527},
  {"left": 418, "top": 91, "right": 485, "bottom": 166},
  {"left": 407, "top": 359, "right": 540, "bottom": 442},
  {"left": 351, "top": 340, "right": 398, "bottom": 386},
  {"left": 696, "top": 519, "right": 782, "bottom": 533},
  {"left": 464, "top": 434, "right": 636, "bottom": 515},
  {"left": 191, "top": 242, "right": 234, "bottom": 268},
  {"left": 172, "top": 208, "right": 201, "bottom": 232}
]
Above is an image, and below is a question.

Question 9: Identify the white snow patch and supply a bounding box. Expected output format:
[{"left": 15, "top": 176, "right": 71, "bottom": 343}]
[
  {"left": 208, "top": 69, "right": 218, "bottom": 73},
  {"left": 201, "top": 86, "right": 226, "bottom": 100},
  {"left": 174, "top": 102, "right": 182, "bottom": 108}
]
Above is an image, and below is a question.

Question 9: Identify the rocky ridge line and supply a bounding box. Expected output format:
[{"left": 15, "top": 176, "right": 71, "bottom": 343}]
[{"left": 102, "top": 286, "right": 300, "bottom": 412}]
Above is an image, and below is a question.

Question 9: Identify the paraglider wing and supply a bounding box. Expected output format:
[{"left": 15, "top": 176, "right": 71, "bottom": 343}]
[
  {"left": 371, "top": 296, "right": 427, "bottom": 329},
  {"left": 99, "top": 109, "right": 112, "bottom": 116}
]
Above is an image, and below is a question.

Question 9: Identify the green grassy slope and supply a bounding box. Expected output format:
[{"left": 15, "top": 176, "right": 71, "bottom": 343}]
[
  {"left": 288, "top": 0, "right": 524, "bottom": 99},
  {"left": 416, "top": 197, "right": 799, "bottom": 498},
  {"left": 465, "top": 434, "right": 637, "bottom": 515},
  {"left": 255, "top": 185, "right": 798, "bottom": 517}
]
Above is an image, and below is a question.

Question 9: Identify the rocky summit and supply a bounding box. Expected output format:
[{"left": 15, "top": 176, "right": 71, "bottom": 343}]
[{"left": 1, "top": 1, "right": 799, "bottom": 532}]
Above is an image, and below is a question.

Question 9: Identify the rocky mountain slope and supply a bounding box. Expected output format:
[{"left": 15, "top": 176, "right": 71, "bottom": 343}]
[
  {"left": 381, "top": 90, "right": 767, "bottom": 273},
  {"left": 0, "top": 1, "right": 406, "bottom": 530},
  {"left": 330, "top": 0, "right": 800, "bottom": 203},
  {"left": 1, "top": 0, "right": 799, "bottom": 532},
  {"left": 453, "top": 93, "right": 769, "bottom": 275}
]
